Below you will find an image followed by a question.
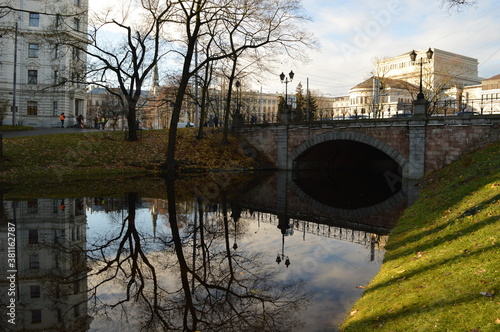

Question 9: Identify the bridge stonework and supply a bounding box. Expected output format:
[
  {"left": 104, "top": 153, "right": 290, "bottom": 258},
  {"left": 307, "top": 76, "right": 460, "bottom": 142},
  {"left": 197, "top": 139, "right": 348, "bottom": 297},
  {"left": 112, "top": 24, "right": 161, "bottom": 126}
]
[{"left": 238, "top": 116, "right": 500, "bottom": 180}]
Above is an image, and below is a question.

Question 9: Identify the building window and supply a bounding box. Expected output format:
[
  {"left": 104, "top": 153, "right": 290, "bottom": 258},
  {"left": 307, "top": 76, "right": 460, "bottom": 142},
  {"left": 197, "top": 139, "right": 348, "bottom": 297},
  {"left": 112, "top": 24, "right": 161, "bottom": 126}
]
[
  {"left": 29, "top": 255, "right": 40, "bottom": 269},
  {"left": 56, "top": 14, "right": 62, "bottom": 28},
  {"left": 74, "top": 0, "right": 81, "bottom": 6},
  {"left": 29, "top": 13, "right": 40, "bottom": 27},
  {"left": 31, "top": 310, "right": 42, "bottom": 323},
  {"left": 28, "top": 230, "right": 39, "bottom": 244},
  {"left": 27, "top": 101, "right": 38, "bottom": 115},
  {"left": 53, "top": 101, "right": 59, "bottom": 116},
  {"left": 73, "top": 280, "right": 79, "bottom": 294},
  {"left": 75, "top": 99, "right": 83, "bottom": 116},
  {"left": 28, "top": 70, "right": 38, "bottom": 84},
  {"left": 72, "top": 47, "right": 81, "bottom": 61},
  {"left": 30, "top": 285, "right": 41, "bottom": 298},
  {"left": 54, "top": 44, "right": 60, "bottom": 58},
  {"left": 28, "top": 199, "right": 38, "bottom": 213},
  {"left": 28, "top": 43, "right": 39, "bottom": 58},
  {"left": 74, "top": 304, "right": 81, "bottom": 317},
  {"left": 73, "top": 18, "right": 80, "bottom": 31}
]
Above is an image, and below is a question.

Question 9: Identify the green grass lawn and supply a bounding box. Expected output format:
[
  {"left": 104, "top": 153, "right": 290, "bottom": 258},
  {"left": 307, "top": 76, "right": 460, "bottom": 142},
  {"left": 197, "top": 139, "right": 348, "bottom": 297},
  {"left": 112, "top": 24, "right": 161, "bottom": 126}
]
[
  {"left": 340, "top": 142, "right": 499, "bottom": 331},
  {"left": 0, "top": 128, "right": 264, "bottom": 183},
  {"left": 0, "top": 124, "right": 34, "bottom": 131}
]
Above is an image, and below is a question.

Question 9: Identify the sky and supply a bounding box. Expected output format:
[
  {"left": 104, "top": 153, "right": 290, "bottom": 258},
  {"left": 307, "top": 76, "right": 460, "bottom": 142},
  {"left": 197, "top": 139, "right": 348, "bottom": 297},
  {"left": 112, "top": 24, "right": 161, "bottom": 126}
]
[
  {"left": 260, "top": 0, "right": 500, "bottom": 96},
  {"left": 88, "top": 0, "right": 500, "bottom": 97}
]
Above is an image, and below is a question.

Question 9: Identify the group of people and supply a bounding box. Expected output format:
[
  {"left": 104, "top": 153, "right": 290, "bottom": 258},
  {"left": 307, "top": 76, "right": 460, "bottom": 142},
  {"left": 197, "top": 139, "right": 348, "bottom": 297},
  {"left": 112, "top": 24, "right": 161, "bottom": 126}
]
[
  {"left": 59, "top": 113, "right": 85, "bottom": 128},
  {"left": 93, "top": 116, "right": 107, "bottom": 130},
  {"left": 59, "top": 113, "right": 107, "bottom": 129},
  {"left": 203, "top": 114, "right": 220, "bottom": 127}
]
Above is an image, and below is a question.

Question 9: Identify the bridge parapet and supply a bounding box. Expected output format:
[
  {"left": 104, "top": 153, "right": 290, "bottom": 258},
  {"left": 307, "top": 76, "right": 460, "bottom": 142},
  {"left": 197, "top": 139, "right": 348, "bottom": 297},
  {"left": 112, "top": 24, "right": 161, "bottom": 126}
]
[{"left": 238, "top": 115, "right": 500, "bottom": 180}]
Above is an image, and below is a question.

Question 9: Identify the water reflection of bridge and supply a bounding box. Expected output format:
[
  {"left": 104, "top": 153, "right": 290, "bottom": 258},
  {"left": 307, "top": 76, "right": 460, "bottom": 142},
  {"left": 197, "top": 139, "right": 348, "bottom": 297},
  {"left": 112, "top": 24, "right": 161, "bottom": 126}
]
[{"left": 241, "top": 210, "right": 389, "bottom": 248}]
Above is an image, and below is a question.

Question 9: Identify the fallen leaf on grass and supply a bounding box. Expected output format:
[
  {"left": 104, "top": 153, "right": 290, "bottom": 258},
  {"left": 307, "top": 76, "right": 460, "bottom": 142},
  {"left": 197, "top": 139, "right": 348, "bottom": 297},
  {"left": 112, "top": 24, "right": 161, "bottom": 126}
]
[{"left": 479, "top": 291, "right": 494, "bottom": 297}]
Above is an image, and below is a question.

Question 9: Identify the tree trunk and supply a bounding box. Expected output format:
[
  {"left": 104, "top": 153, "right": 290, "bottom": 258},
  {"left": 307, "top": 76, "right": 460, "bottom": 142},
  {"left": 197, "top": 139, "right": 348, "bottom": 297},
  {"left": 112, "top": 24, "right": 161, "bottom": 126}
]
[
  {"left": 126, "top": 102, "right": 138, "bottom": 141},
  {"left": 197, "top": 63, "right": 213, "bottom": 139},
  {"left": 222, "top": 59, "right": 238, "bottom": 144}
]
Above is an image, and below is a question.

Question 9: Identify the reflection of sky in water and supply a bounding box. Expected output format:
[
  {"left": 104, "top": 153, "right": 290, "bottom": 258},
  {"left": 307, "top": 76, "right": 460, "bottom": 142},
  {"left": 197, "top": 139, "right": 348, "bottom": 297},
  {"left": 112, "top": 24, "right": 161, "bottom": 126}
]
[
  {"left": 86, "top": 206, "right": 384, "bottom": 332},
  {"left": 243, "top": 219, "right": 383, "bottom": 331}
]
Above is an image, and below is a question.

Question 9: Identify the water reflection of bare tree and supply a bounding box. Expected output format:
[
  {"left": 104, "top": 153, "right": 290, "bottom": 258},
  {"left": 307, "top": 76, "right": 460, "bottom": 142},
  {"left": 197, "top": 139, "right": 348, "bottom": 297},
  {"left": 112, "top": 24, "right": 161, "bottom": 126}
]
[
  {"left": 86, "top": 192, "right": 169, "bottom": 329},
  {"left": 86, "top": 178, "right": 310, "bottom": 331}
]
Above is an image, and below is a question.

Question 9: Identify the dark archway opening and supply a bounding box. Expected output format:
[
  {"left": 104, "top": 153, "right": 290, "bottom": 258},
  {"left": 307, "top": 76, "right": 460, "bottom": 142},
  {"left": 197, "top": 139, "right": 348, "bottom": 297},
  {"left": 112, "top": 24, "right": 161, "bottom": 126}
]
[{"left": 293, "top": 140, "right": 402, "bottom": 209}]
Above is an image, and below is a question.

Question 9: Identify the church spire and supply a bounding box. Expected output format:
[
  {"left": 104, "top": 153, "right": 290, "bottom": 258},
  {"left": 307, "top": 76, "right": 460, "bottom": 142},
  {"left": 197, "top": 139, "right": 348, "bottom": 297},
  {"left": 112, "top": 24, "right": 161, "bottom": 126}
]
[{"left": 151, "top": 64, "right": 159, "bottom": 96}]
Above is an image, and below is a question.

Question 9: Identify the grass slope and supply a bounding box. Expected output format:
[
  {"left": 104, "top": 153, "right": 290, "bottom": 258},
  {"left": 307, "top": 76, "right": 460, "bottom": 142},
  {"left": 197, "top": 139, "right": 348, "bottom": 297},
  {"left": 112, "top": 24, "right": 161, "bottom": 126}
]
[{"left": 341, "top": 142, "right": 499, "bottom": 332}]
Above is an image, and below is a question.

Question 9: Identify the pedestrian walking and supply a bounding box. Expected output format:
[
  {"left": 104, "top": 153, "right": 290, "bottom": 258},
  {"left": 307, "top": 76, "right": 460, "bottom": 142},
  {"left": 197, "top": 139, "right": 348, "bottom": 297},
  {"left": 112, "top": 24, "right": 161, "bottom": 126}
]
[
  {"left": 94, "top": 117, "right": 99, "bottom": 129},
  {"left": 100, "top": 116, "right": 106, "bottom": 130},
  {"left": 59, "top": 113, "right": 65, "bottom": 127}
]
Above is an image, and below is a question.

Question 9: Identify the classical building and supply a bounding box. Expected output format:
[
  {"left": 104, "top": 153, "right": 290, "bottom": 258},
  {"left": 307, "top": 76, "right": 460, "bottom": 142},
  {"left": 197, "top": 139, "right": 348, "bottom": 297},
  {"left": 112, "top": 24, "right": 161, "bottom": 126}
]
[
  {"left": 0, "top": 198, "right": 92, "bottom": 331},
  {"left": 376, "top": 48, "right": 481, "bottom": 90},
  {"left": 331, "top": 48, "right": 498, "bottom": 117},
  {"left": 346, "top": 77, "right": 417, "bottom": 117},
  {"left": 469, "top": 74, "right": 500, "bottom": 114},
  {"left": 239, "top": 90, "right": 281, "bottom": 123},
  {"left": 0, "top": 1, "right": 88, "bottom": 127}
]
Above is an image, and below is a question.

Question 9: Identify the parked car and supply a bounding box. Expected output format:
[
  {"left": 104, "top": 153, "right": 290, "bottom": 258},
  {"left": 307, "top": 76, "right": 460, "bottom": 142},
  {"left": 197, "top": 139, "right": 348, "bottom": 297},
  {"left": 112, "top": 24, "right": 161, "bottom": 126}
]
[
  {"left": 347, "top": 114, "right": 370, "bottom": 120},
  {"left": 391, "top": 113, "right": 412, "bottom": 118},
  {"left": 454, "top": 111, "right": 479, "bottom": 116},
  {"left": 177, "top": 122, "right": 196, "bottom": 128}
]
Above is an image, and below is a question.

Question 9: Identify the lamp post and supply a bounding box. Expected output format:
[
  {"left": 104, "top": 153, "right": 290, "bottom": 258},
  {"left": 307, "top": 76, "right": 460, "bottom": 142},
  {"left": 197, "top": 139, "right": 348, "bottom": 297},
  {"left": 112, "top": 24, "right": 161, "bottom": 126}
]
[
  {"left": 232, "top": 80, "right": 243, "bottom": 128},
  {"left": 235, "top": 80, "right": 241, "bottom": 114},
  {"left": 409, "top": 48, "right": 434, "bottom": 101},
  {"left": 279, "top": 70, "right": 294, "bottom": 123},
  {"left": 276, "top": 214, "right": 291, "bottom": 268}
]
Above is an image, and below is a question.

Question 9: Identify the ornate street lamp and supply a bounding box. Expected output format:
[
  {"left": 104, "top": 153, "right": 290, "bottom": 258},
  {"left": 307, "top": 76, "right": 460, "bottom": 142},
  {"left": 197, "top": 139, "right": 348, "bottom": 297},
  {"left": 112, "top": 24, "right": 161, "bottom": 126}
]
[
  {"left": 410, "top": 48, "right": 434, "bottom": 100},
  {"left": 276, "top": 214, "right": 291, "bottom": 268},
  {"left": 279, "top": 70, "right": 294, "bottom": 110}
]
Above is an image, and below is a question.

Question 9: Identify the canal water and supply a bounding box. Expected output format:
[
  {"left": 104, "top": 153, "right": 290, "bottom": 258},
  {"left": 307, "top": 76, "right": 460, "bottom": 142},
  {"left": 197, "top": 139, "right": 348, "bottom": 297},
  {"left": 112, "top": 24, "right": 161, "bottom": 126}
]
[{"left": 0, "top": 171, "right": 412, "bottom": 331}]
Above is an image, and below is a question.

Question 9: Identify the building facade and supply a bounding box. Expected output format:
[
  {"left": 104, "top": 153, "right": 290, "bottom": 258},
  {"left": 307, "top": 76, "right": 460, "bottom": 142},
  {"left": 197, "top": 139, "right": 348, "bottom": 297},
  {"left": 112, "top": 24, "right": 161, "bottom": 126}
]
[
  {"left": 0, "top": 198, "right": 91, "bottom": 331},
  {"left": 330, "top": 48, "right": 498, "bottom": 118},
  {"left": 0, "top": 1, "right": 88, "bottom": 127}
]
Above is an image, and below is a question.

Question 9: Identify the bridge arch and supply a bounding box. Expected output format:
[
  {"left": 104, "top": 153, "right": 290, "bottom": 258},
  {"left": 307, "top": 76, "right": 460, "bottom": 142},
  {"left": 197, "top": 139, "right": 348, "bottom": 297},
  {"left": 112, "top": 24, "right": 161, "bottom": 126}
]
[{"left": 288, "top": 131, "right": 409, "bottom": 173}]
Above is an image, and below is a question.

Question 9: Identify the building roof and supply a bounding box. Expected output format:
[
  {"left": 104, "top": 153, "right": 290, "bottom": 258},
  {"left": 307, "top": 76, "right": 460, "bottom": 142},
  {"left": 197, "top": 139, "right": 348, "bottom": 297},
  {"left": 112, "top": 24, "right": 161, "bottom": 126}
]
[
  {"left": 483, "top": 74, "right": 500, "bottom": 81},
  {"left": 350, "top": 76, "right": 417, "bottom": 92}
]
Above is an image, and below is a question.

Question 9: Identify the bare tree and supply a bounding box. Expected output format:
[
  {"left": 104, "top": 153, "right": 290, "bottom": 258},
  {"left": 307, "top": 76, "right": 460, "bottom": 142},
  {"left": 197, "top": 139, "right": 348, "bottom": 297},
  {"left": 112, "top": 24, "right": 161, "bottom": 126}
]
[
  {"left": 70, "top": 0, "right": 175, "bottom": 141},
  {"left": 164, "top": 0, "right": 315, "bottom": 171},
  {"left": 82, "top": 184, "right": 311, "bottom": 331},
  {"left": 441, "top": 0, "right": 477, "bottom": 11}
]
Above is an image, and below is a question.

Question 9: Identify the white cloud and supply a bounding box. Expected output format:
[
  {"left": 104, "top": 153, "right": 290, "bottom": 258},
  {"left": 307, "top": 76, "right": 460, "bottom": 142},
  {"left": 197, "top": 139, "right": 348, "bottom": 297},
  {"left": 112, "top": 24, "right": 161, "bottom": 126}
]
[
  {"left": 86, "top": 0, "right": 500, "bottom": 94},
  {"left": 260, "top": 0, "right": 500, "bottom": 95}
]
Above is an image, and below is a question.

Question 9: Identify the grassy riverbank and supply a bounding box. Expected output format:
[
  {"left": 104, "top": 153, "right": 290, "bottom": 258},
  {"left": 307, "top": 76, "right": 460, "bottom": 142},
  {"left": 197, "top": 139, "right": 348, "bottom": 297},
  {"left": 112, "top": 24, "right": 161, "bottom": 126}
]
[
  {"left": 341, "top": 142, "right": 499, "bottom": 331},
  {"left": 0, "top": 125, "right": 34, "bottom": 132},
  {"left": 0, "top": 128, "right": 268, "bottom": 184}
]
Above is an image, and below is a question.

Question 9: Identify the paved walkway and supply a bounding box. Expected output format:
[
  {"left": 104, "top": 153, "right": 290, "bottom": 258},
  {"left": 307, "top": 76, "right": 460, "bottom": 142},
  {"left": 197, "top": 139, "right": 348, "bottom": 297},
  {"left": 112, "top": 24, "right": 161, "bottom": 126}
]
[{"left": 0, "top": 127, "right": 101, "bottom": 138}]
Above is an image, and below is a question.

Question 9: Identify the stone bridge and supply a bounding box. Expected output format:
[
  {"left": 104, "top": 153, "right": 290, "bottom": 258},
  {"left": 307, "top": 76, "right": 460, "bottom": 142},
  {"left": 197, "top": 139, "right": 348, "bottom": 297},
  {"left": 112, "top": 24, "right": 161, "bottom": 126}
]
[{"left": 238, "top": 115, "right": 500, "bottom": 180}]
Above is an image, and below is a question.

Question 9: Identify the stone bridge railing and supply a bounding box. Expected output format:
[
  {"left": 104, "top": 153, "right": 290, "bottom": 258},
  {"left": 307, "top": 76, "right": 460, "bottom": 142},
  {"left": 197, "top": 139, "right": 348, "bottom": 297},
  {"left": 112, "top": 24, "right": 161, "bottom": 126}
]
[{"left": 237, "top": 114, "right": 500, "bottom": 180}]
